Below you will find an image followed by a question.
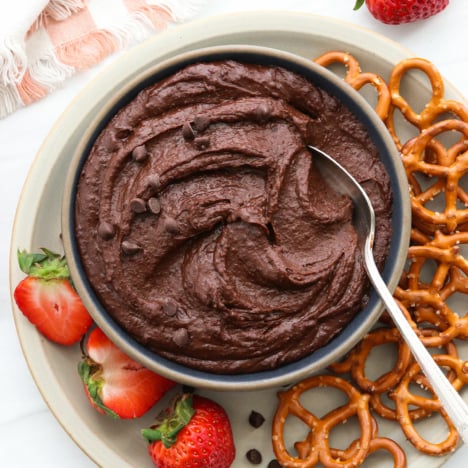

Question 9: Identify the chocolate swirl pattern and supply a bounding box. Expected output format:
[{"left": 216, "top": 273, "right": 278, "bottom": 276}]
[{"left": 75, "top": 61, "right": 392, "bottom": 373}]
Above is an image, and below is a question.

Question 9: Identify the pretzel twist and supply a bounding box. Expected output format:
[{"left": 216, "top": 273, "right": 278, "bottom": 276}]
[
  {"left": 272, "top": 375, "right": 375, "bottom": 467},
  {"left": 328, "top": 327, "right": 412, "bottom": 394},
  {"left": 386, "top": 57, "right": 468, "bottom": 150},
  {"left": 395, "top": 230, "right": 468, "bottom": 346},
  {"left": 314, "top": 51, "right": 391, "bottom": 120},
  {"left": 329, "top": 320, "right": 460, "bottom": 423},
  {"left": 400, "top": 119, "right": 468, "bottom": 234},
  {"left": 369, "top": 332, "right": 459, "bottom": 422},
  {"left": 390, "top": 355, "right": 468, "bottom": 455},
  {"left": 329, "top": 416, "right": 407, "bottom": 468}
]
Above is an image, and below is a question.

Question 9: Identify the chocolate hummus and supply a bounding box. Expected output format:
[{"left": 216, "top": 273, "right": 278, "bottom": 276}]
[{"left": 74, "top": 60, "right": 392, "bottom": 374}]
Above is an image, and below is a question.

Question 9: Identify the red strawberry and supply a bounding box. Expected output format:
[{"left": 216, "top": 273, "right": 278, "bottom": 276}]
[
  {"left": 354, "top": 0, "right": 449, "bottom": 24},
  {"left": 79, "top": 327, "right": 176, "bottom": 419},
  {"left": 142, "top": 393, "right": 235, "bottom": 468},
  {"left": 14, "top": 248, "right": 93, "bottom": 345}
]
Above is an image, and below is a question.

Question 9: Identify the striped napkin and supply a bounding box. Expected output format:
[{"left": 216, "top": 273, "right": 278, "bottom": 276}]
[{"left": 0, "top": 0, "right": 207, "bottom": 118}]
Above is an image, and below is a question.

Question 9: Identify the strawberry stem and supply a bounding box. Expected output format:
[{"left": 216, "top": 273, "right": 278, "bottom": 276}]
[
  {"left": 353, "top": 0, "right": 365, "bottom": 10},
  {"left": 142, "top": 393, "right": 195, "bottom": 448},
  {"left": 17, "top": 248, "right": 70, "bottom": 280}
]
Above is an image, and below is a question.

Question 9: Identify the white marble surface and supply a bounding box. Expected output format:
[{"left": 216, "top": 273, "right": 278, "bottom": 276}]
[{"left": 1, "top": 0, "right": 468, "bottom": 466}]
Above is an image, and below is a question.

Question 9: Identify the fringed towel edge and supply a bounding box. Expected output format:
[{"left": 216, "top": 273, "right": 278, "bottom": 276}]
[
  {"left": 0, "top": 0, "right": 207, "bottom": 119},
  {"left": 45, "top": 0, "right": 89, "bottom": 21}
]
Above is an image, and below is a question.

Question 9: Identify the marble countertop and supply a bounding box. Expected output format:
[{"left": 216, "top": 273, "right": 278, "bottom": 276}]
[{"left": 1, "top": 1, "right": 468, "bottom": 466}]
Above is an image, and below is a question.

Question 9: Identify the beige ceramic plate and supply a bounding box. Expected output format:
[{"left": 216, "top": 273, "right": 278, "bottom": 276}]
[{"left": 9, "top": 11, "right": 468, "bottom": 467}]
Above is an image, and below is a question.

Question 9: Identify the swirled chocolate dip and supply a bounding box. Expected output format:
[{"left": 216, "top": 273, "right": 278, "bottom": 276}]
[{"left": 75, "top": 60, "right": 392, "bottom": 374}]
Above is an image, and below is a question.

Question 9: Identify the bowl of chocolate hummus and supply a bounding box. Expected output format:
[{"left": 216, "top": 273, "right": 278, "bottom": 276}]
[{"left": 62, "top": 45, "right": 410, "bottom": 390}]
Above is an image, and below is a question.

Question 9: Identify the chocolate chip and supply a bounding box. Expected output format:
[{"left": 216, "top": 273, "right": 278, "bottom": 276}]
[
  {"left": 146, "top": 174, "right": 161, "bottom": 191},
  {"left": 193, "top": 115, "right": 210, "bottom": 132},
  {"left": 246, "top": 449, "right": 262, "bottom": 465},
  {"left": 148, "top": 197, "right": 161, "bottom": 214},
  {"left": 116, "top": 129, "right": 132, "bottom": 140},
  {"left": 182, "top": 121, "right": 195, "bottom": 140},
  {"left": 162, "top": 301, "right": 177, "bottom": 316},
  {"left": 248, "top": 410, "right": 265, "bottom": 428},
  {"left": 164, "top": 216, "right": 179, "bottom": 235},
  {"left": 173, "top": 328, "right": 189, "bottom": 347},
  {"left": 130, "top": 198, "right": 147, "bottom": 213},
  {"left": 132, "top": 145, "right": 148, "bottom": 162},
  {"left": 267, "top": 460, "right": 282, "bottom": 468},
  {"left": 121, "top": 240, "right": 143, "bottom": 255},
  {"left": 98, "top": 221, "right": 116, "bottom": 240},
  {"left": 194, "top": 137, "right": 210, "bottom": 150},
  {"left": 254, "top": 103, "right": 272, "bottom": 124}
]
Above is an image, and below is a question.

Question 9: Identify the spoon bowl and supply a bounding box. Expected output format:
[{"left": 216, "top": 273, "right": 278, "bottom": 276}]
[{"left": 309, "top": 145, "right": 468, "bottom": 445}]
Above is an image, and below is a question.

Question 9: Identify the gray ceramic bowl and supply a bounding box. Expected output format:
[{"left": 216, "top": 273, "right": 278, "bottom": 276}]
[{"left": 62, "top": 45, "right": 410, "bottom": 391}]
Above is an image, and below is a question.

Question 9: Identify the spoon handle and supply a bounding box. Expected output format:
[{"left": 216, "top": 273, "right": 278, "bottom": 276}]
[{"left": 364, "top": 242, "right": 468, "bottom": 446}]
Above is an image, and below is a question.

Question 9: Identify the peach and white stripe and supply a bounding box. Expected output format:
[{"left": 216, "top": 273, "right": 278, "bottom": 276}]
[{"left": 0, "top": 0, "right": 207, "bottom": 118}]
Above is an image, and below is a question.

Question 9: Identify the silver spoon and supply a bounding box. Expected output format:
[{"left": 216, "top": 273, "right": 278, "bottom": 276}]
[{"left": 309, "top": 145, "right": 468, "bottom": 445}]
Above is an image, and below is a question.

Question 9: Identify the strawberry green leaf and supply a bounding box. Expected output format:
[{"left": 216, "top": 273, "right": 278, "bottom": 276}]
[
  {"left": 17, "top": 248, "right": 70, "bottom": 280},
  {"left": 353, "top": 0, "right": 365, "bottom": 10},
  {"left": 142, "top": 393, "right": 195, "bottom": 448},
  {"left": 17, "top": 249, "right": 48, "bottom": 274}
]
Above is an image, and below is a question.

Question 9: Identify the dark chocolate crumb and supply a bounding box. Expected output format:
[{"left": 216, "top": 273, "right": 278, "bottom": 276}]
[
  {"left": 361, "top": 294, "right": 370, "bottom": 306},
  {"left": 248, "top": 410, "right": 265, "bottom": 428},
  {"left": 98, "top": 221, "right": 116, "bottom": 240},
  {"left": 194, "top": 137, "right": 210, "bottom": 150},
  {"left": 246, "top": 449, "right": 262, "bottom": 465},
  {"left": 267, "top": 460, "right": 282, "bottom": 468},
  {"left": 146, "top": 174, "right": 161, "bottom": 192},
  {"left": 182, "top": 121, "right": 195, "bottom": 140},
  {"left": 254, "top": 103, "right": 272, "bottom": 124},
  {"left": 162, "top": 301, "right": 177, "bottom": 317},
  {"left": 130, "top": 198, "right": 147, "bottom": 213},
  {"left": 173, "top": 328, "right": 189, "bottom": 347},
  {"left": 164, "top": 216, "right": 180, "bottom": 235},
  {"left": 148, "top": 197, "right": 161, "bottom": 215},
  {"left": 121, "top": 240, "right": 143, "bottom": 256},
  {"left": 193, "top": 115, "right": 210, "bottom": 132},
  {"left": 132, "top": 145, "right": 148, "bottom": 161}
]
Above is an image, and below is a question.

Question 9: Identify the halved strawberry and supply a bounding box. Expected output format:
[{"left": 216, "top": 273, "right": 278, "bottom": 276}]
[
  {"left": 14, "top": 248, "right": 93, "bottom": 345},
  {"left": 79, "top": 327, "right": 176, "bottom": 419},
  {"left": 142, "top": 393, "right": 236, "bottom": 468}
]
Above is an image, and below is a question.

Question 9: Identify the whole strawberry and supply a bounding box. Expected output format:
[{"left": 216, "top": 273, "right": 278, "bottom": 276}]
[
  {"left": 79, "top": 327, "right": 176, "bottom": 419},
  {"left": 142, "top": 393, "right": 235, "bottom": 468},
  {"left": 354, "top": 0, "right": 449, "bottom": 24},
  {"left": 14, "top": 248, "right": 93, "bottom": 345}
]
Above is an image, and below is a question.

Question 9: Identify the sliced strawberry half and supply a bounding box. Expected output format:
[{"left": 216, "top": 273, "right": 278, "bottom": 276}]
[
  {"left": 14, "top": 248, "right": 93, "bottom": 345},
  {"left": 79, "top": 327, "right": 176, "bottom": 419}
]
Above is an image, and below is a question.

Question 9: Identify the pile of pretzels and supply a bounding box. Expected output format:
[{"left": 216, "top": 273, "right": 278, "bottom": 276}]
[{"left": 272, "top": 51, "right": 468, "bottom": 467}]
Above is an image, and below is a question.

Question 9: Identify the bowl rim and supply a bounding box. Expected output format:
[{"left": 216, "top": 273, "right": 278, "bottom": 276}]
[{"left": 61, "top": 44, "right": 411, "bottom": 391}]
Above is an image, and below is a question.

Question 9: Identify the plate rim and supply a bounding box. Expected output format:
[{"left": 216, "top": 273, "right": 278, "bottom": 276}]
[{"left": 9, "top": 10, "right": 466, "bottom": 466}]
